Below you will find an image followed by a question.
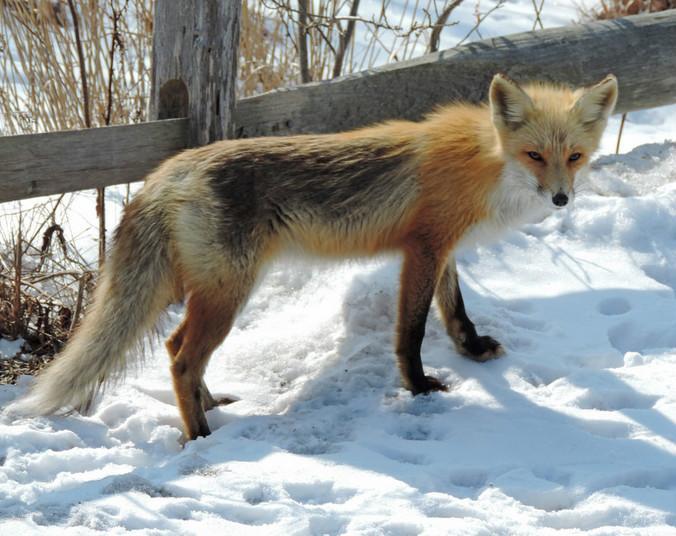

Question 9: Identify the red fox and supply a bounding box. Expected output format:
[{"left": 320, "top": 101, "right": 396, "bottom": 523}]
[{"left": 16, "top": 73, "right": 618, "bottom": 441}]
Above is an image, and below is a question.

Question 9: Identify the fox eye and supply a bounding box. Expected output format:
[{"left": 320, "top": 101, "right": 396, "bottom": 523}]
[
  {"left": 527, "top": 151, "right": 543, "bottom": 161},
  {"left": 569, "top": 152, "right": 582, "bottom": 161}
]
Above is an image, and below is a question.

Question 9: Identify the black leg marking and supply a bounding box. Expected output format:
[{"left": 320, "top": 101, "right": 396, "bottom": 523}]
[
  {"left": 435, "top": 260, "right": 504, "bottom": 362},
  {"left": 397, "top": 246, "right": 448, "bottom": 395}
]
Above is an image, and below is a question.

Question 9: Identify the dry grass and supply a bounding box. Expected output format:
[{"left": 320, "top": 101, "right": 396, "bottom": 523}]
[
  {"left": 239, "top": 1, "right": 292, "bottom": 97},
  {"left": 579, "top": 0, "right": 674, "bottom": 20},
  {"left": 238, "top": 0, "right": 509, "bottom": 95},
  {"left": 0, "top": 0, "right": 153, "bottom": 381},
  {"left": 0, "top": 0, "right": 153, "bottom": 134},
  {"left": 1, "top": 0, "right": 506, "bottom": 124},
  {"left": 0, "top": 198, "right": 96, "bottom": 382}
]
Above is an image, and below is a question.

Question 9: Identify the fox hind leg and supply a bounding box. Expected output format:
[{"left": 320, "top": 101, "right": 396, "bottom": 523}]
[
  {"left": 166, "top": 320, "right": 234, "bottom": 412},
  {"left": 170, "top": 272, "right": 255, "bottom": 440},
  {"left": 435, "top": 257, "right": 504, "bottom": 362}
]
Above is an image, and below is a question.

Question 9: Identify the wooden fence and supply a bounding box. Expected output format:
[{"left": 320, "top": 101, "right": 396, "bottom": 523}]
[{"left": 1, "top": 9, "right": 675, "bottom": 204}]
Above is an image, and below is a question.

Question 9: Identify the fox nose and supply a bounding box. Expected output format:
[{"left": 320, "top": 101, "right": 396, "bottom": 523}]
[{"left": 552, "top": 192, "right": 568, "bottom": 207}]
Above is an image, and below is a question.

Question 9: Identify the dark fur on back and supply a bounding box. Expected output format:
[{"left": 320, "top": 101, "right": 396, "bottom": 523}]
[{"left": 205, "top": 135, "right": 419, "bottom": 255}]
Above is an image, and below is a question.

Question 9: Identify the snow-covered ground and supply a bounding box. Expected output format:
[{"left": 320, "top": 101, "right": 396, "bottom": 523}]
[
  {"left": 2, "top": 142, "right": 676, "bottom": 534},
  {"left": 2, "top": 2, "right": 676, "bottom": 534}
]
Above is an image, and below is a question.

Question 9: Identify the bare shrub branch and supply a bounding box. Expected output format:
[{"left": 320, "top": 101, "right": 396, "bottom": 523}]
[{"left": 429, "top": 0, "right": 463, "bottom": 52}]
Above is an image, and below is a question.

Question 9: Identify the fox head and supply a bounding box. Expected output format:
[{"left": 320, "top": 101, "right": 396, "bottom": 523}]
[{"left": 489, "top": 73, "right": 618, "bottom": 208}]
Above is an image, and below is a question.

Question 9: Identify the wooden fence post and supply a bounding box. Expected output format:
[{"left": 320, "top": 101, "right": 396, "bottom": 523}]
[{"left": 149, "top": 0, "right": 241, "bottom": 146}]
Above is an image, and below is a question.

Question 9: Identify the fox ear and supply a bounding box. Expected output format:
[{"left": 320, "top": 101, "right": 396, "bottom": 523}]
[
  {"left": 489, "top": 73, "right": 533, "bottom": 131},
  {"left": 573, "top": 74, "right": 618, "bottom": 127}
]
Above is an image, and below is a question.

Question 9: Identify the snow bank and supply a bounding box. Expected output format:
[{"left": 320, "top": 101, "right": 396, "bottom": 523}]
[{"left": 1, "top": 142, "right": 675, "bottom": 534}]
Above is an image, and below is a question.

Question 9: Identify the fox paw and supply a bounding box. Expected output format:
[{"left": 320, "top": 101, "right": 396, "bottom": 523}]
[
  {"left": 202, "top": 394, "right": 237, "bottom": 412},
  {"left": 460, "top": 335, "right": 504, "bottom": 362},
  {"left": 410, "top": 375, "right": 448, "bottom": 395}
]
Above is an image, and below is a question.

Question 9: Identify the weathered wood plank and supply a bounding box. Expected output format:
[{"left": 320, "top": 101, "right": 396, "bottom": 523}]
[
  {"left": 234, "top": 11, "right": 676, "bottom": 137},
  {"left": 149, "top": 0, "right": 241, "bottom": 145},
  {"left": 1, "top": 12, "right": 675, "bottom": 203},
  {"left": 0, "top": 119, "right": 188, "bottom": 203}
]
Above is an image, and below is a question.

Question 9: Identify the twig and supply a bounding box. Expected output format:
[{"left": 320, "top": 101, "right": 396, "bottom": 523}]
[
  {"left": 615, "top": 112, "right": 627, "bottom": 154},
  {"left": 310, "top": 19, "right": 337, "bottom": 58},
  {"left": 297, "top": 0, "right": 311, "bottom": 83},
  {"left": 0, "top": 272, "right": 53, "bottom": 300},
  {"left": 23, "top": 194, "right": 65, "bottom": 258},
  {"left": 70, "top": 271, "right": 92, "bottom": 333},
  {"left": 12, "top": 227, "right": 22, "bottom": 337},
  {"left": 105, "top": 1, "right": 127, "bottom": 125},
  {"left": 429, "top": 0, "right": 464, "bottom": 53},
  {"left": 66, "top": 0, "right": 105, "bottom": 269},
  {"left": 457, "top": 0, "right": 506, "bottom": 46},
  {"left": 333, "top": 0, "right": 360, "bottom": 78},
  {"left": 100, "top": 0, "right": 129, "bottom": 267},
  {"left": 263, "top": 0, "right": 440, "bottom": 36},
  {"left": 36, "top": 223, "right": 71, "bottom": 272},
  {"left": 30, "top": 271, "right": 87, "bottom": 284},
  {"left": 531, "top": 0, "right": 545, "bottom": 30},
  {"left": 66, "top": 0, "right": 90, "bottom": 129}
]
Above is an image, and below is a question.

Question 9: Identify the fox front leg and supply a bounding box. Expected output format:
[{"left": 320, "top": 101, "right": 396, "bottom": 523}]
[
  {"left": 435, "top": 257, "right": 504, "bottom": 362},
  {"left": 396, "top": 244, "right": 448, "bottom": 395}
]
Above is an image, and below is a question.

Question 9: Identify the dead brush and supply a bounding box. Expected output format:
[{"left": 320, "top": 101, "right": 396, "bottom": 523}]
[
  {"left": 0, "top": 200, "right": 96, "bottom": 384},
  {"left": 0, "top": 0, "right": 153, "bottom": 383},
  {"left": 239, "top": 0, "right": 510, "bottom": 94},
  {"left": 578, "top": 0, "right": 674, "bottom": 20}
]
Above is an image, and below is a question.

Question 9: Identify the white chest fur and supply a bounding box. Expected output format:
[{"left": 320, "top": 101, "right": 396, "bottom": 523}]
[{"left": 458, "top": 162, "right": 550, "bottom": 249}]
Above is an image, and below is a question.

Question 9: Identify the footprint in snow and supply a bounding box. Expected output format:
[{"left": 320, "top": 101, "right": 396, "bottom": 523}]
[
  {"left": 576, "top": 418, "right": 633, "bottom": 440},
  {"left": 447, "top": 468, "right": 488, "bottom": 489},
  {"left": 597, "top": 296, "right": 631, "bottom": 316},
  {"left": 283, "top": 480, "right": 356, "bottom": 505},
  {"left": 370, "top": 443, "right": 429, "bottom": 465},
  {"left": 387, "top": 419, "right": 435, "bottom": 441},
  {"left": 572, "top": 389, "right": 657, "bottom": 411}
]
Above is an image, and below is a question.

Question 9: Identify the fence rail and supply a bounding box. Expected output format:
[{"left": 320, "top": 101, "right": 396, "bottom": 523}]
[
  {"left": 0, "top": 119, "right": 187, "bottom": 203},
  {"left": 1, "top": 11, "right": 675, "bottom": 204},
  {"left": 235, "top": 10, "right": 676, "bottom": 137}
]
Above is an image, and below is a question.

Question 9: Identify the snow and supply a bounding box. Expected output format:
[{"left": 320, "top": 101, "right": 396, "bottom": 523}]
[
  {"left": 0, "top": 337, "right": 24, "bottom": 360},
  {"left": 2, "top": 2, "right": 676, "bottom": 534},
  {"left": 1, "top": 141, "right": 676, "bottom": 533}
]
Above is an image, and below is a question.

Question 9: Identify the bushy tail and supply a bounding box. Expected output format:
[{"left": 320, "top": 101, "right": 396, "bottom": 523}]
[{"left": 15, "top": 195, "right": 175, "bottom": 415}]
